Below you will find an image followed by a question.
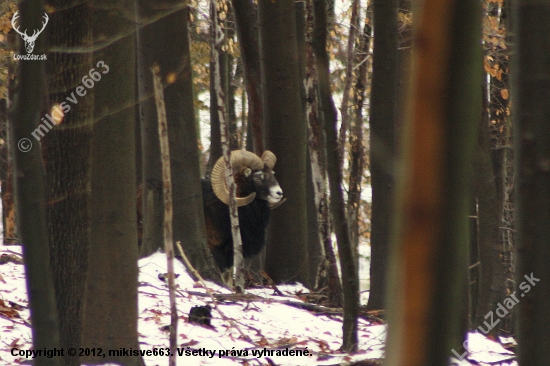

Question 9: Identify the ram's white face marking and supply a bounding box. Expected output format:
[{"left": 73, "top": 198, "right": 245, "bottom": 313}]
[{"left": 267, "top": 185, "right": 283, "bottom": 204}]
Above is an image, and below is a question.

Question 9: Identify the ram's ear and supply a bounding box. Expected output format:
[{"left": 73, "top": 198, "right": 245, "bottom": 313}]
[{"left": 243, "top": 168, "right": 252, "bottom": 177}]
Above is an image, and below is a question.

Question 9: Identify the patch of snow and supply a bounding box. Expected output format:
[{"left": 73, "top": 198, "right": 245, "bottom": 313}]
[{"left": 0, "top": 246, "right": 517, "bottom": 366}]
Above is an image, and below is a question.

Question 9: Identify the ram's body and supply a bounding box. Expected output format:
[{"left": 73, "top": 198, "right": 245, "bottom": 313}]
[
  {"left": 202, "top": 150, "right": 283, "bottom": 272},
  {"left": 202, "top": 180, "right": 271, "bottom": 271}
]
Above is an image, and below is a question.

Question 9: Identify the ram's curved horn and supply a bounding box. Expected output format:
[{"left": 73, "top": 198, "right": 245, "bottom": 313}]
[
  {"left": 261, "top": 150, "right": 277, "bottom": 169},
  {"left": 211, "top": 150, "right": 264, "bottom": 206}
]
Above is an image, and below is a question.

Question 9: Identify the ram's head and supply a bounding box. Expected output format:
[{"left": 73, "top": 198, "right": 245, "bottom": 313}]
[{"left": 211, "top": 150, "right": 283, "bottom": 207}]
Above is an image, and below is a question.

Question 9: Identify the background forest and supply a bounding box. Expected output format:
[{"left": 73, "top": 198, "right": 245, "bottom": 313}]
[{"left": 0, "top": 0, "right": 549, "bottom": 365}]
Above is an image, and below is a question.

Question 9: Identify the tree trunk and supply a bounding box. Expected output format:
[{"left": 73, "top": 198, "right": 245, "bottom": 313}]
[
  {"left": 151, "top": 63, "right": 178, "bottom": 366},
  {"left": 338, "top": 0, "right": 359, "bottom": 165},
  {"left": 473, "top": 90, "right": 506, "bottom": 335},
  {"left": 296, "top": 0, "right": 320, "bottom": 290},
  {"left": 306, "top": 148, "right": 324, "bottom": 288},
  {"left": 259, "top": 0, "right": 309, "bottom": 285},
  {"left": 43, "top": 2, "right": 93, "bottom": 364},
  {"left": 513, "top": 1, "right": 550, "bottom": 364},
  {"left": 384, "top": 0, "right": 481, "bottom": 364},
  {"left": 207, "top": 2, "right": 239, "bottom": 175},
  {"left": 468, "top": 197, "right": 480, "bottom": 327},
  {"left": 206, "top": 0, "right": 226, "bottom": 174},
  {"left": 347, "top": 7, "right": 371, "bottom": 284},
  {"left": 135, "top": 0, "right": 163, "bottom": 258},
  {"left": 366, "top": 0, "right": 398, "bottom": 312},
  {"left": 304, "top": 0, "right": 342, "bottom": 306},
  {"left": 232, "top": 0, "right": 264, "bottom": 154},
  {"left": 9, "top": 2, "right": 61, "bottom": 364},
  {"left": 484, "top": 0, "right": 514, "bottom": 334},
  {"left": 1, "top": 97, "right": 17, "bottom": 245},
  {"left": 136, "top": 0, "right": 222, "bottom": 282},
  {"left": 212, "top": 0, "right": 246, "bottom": 291},
  {"left": 312, "top": 0, "right": 359, "bottom": 351},
  {"left": 81, "top": 2, "right": 143, "bottom": 365},
  {"left": 2, "top": 162, "right": 17, "bottom": 245}
]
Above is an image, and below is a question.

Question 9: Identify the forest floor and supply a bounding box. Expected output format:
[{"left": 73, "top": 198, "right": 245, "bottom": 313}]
[{"left": 0, "top": 246, "right": 517, "bottom": 366}]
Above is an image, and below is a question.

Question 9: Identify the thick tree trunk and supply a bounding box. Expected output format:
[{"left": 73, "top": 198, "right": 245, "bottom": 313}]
[
  {"left": 174, "top": 4, "right": 225, "bottom": 282},
  {"left": 483, "top": 0, "right": 514, "bottom": 333},
  {"left": 43, "top": 2, "right": 93, "bottom": 364},
  {"left": 296, "top": 1, "right": 323, "bottom": 288},
  {"left": 9, "top": 2, "right": 61, "bottom": 364},
  {"left": 232, "top": 0, "right": 264, "bottom": 154},
  {"left": 513, "top": 1, "right": 550, "bottom": 364},
  {"left": 135, "top": 0, "right": 164, "bottom": 258},
  {"left": 366, "top": 0, "right": 399, "bottom": 312},
  {"left": 81, "top": 2, "right": 143, "bottom": 365},
  {"left": 136, "top": 1, "right": 221, "bottom": 282},
  {"left": 0, "top": 97, "right": 16, "bottom": 245},
  {"left": 473, "top": 94, "right": 506, "bottom": 335},
  {"left": 384, "top": 0, "right": 481, "bottom": 364},
  {"left": 259, "top": 0, "right": 309, "bottom": 285}
]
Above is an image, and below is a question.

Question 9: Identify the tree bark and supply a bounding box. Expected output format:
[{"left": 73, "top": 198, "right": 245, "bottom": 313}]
[
  {"left": 473, "top": 91, "right": 506, "bottom": 335},
  {"left": 513, "top": 1, "right": 550, "bottom": 364},
  {"left": 212, "top": 0, "right": 246, "bottom": 291},
  {"left": 206, "top": 0, "right": 226, "bottom": 173},
  {"left": 232, "top": 0, "right": 264, "bottom": 154},
  {"left": 81, "top": 2, "right": 143, "bottom": 364},
  {"left": 259, "top": 0, "right": 309, "bottom": 285},
  {"left": 367, "top": 0, "right": 399, "bottom": 312},
  {"left": 43, "top": 2, "right": 93, "bottom": 363},
  {"left": 151, "top": 63, "right": 178, "bottom": 366},
  {"left": 9, "top": 1, "right": 61, "bottom": 364},
  {"left": 304, "top": 0, "right": 342, "bottom": 305},
  {"left": 296, "top": 1, "right": 323, "bottom": 288},
  {"left": 337, "top": 0, "right": 359, "bottom": 165},
  {"left": 384, "top": 0, "right": 481, "bottom": 364},
  {"left": 136, "top": 1, "right": 221, "bottom": 282},
  {"left": 347, "top": 8, "right": 371, "bottom": 283}
]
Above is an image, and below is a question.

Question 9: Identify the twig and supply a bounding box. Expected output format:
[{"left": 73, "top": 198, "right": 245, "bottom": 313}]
[
  {"left": 151, "top": 63, "right": 178, "bottom": 366},
  {"left": 191, "top": 289, "right": 386, "bottom": 324},
  {"left": 260, "top": 271, "right": 284, "bottom": 296}
]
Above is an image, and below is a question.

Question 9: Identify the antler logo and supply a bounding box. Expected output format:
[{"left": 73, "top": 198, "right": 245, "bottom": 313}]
[{"left": 11, "top": 11, "right": 49, "bottom": 54}]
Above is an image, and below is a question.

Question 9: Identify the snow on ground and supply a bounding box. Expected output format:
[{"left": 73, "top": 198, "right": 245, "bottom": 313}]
[{"left": 1, "top": 245, "right": 517, "bottom": 366}]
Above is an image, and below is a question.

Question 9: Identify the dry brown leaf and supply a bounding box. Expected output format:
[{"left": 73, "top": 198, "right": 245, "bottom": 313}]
[
  {"left": 0, "top": 300, "right": 20, "bottom": 319},
  {"left": 501, "top": 89, "right": 509, "bottom": 100}
]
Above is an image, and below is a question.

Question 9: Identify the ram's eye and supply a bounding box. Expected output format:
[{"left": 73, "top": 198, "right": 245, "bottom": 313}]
[{"left": 254, "top": 172, "right": 264, "bottom": 180}]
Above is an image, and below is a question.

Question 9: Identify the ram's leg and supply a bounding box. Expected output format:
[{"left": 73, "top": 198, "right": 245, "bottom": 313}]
[{"left": 222, "top": 268, "right": 234, "bottom": 288}]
